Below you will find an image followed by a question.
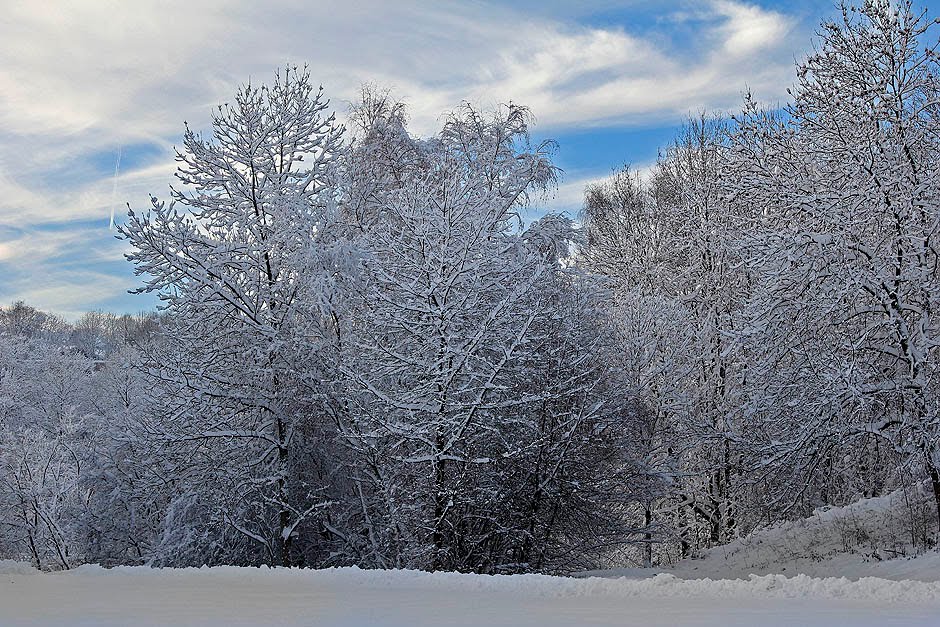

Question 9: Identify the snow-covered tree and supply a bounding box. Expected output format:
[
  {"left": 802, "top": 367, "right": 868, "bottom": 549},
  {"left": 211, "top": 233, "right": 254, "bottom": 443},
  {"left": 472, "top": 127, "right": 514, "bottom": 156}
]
[
  {"left": 728, "top": 0, "right": 940, "bottom": 530},
  {"left": 0, "top": 331, "right": 98, "bottom": 570},
  {"left": 336, "top": 102, "right": 554, "bottom": 569},
  {"left": 581, "top": 116, "right": 752, "bottom": 557},
  {"left": 119, "top": 67, "right": 344, "bottom": 566},
  {"left": 329, "top": 100, "right": 653, "bottom": 573}
]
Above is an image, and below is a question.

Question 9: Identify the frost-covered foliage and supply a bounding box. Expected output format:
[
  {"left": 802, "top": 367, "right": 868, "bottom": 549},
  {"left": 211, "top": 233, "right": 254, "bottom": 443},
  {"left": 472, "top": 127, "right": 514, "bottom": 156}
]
[
  {"left": 331, "top": 97, "right": 652, "bottom": 572},
  {"left": 579, "top": 0, "right": 940, "bottom": 566},
  {"left": 6, "top": 0, "right": 940, "bottom": 576},
  {"left": 582, "top": 116, "right": 750, "bottom": 560},
  {"left": 0, "top": 303, "right": 160, "bottom": 569},
  {"left": 728, "top": 0, "right": 940, "bottom": 531},
  {"left": 0, "top": 72, "right": 653, "bottom": 574},
  {"left": 118, "top": 67, "right": 345, "bottom": 567}
]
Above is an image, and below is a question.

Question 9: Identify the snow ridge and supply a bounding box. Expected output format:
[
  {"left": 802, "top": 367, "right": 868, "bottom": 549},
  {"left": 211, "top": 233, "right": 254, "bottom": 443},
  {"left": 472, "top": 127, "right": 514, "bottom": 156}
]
[{"left": 4, "top": 563, "right": 940, "bottom": 605}]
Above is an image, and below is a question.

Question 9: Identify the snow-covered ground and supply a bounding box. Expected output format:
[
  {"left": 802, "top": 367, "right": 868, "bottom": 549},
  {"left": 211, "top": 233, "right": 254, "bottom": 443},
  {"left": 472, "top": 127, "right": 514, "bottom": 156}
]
[
  {"left": 1, "top": 562, "right": 940, "bottom": 626},
  {"left": 585, "top": 486, "right": 940, "bottom": 583},
  {"left": 4, "top": 490, "right": 940, "bottom": 626}
]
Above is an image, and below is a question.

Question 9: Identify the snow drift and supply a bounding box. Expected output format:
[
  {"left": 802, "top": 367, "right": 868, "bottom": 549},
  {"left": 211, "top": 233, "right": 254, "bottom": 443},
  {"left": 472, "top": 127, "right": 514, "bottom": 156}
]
[
  {"left": 588, "top": 485, "right": 940, "bottom": 583},
  {"left": 2, "top": 563, "right": 940, "bottom": 626}
]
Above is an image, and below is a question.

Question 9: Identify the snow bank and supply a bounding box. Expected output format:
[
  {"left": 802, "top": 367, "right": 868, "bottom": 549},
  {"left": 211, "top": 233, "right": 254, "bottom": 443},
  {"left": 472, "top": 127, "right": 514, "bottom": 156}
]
[
  {"left": 586, "top": 486, "right": 940, "bottom": 583},
  {"left": 2, "top": 564, "right": 939, "bottom": 626},
  {"left": 668, "top": 486, "right": 940, "bottom": 582},
  {"left": 5, "top": 561, "right": 940, "bottom": 603},
  {"left": 5, "top": 489, "right": 940, "bottom": 626},
  {"left": 209, "top": 566, "right": 940, "bottom": 604},
  {"left": 0, "top": 559, "right": 37, "bottom": 575}
]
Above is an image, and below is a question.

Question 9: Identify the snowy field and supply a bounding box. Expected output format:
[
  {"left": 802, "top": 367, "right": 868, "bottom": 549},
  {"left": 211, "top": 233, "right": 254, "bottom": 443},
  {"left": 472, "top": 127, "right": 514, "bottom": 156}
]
[{"left": 2, "top": 562, "right": 940, "bottom": 626}]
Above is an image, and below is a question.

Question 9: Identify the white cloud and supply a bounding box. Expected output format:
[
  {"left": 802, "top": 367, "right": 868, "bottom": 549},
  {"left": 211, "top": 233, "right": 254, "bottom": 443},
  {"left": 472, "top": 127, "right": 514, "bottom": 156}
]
[
  {"left": 1, "top": 269, "right": 132, "bottom": 321},
  {"left": 714, "top": 0, "right": 793, "bottom": 57},
  {"left": 540, "top": 161, "right": 656, "bottom": 217},
  {"left": 546, "top": 174, "right": 612, "bottom": 216},
  {"left": 0, "top": 224, "right": 136, "bottom": 320},
  {"left": 0, "top": 0, "right": 808, "bottom": 315},
  {"left": 1, "top": 1, "right": 800, "bottom": 151}
]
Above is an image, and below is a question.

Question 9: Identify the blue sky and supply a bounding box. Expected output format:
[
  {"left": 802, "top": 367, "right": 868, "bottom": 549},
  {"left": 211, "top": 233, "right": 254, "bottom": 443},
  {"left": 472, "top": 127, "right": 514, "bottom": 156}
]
[{"left": 2, "top": 0, "right": 938, "bottom": 318}]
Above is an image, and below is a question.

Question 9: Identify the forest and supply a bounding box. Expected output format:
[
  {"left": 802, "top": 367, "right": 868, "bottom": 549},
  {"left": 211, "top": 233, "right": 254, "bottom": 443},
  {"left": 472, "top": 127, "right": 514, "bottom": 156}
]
[{"left": 2, "top": 0, "right": 940, "bottom": 575}]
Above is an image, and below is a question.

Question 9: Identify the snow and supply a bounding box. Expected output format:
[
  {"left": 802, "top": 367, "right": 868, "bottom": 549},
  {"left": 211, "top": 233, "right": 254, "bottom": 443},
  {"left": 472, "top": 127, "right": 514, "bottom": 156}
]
[
  {"left": 4, "top": 490, "right": 940, "bottom": 625},
  {"left": 585, "top": 487, "right": 940, "bottom": 584},
  {"left": 1, "top": 564, "right": 939, "bottom": 626}
]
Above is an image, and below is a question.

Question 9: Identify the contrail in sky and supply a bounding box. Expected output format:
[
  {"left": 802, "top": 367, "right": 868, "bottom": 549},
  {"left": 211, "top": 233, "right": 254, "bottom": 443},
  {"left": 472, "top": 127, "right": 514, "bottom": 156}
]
[{"left": 109, "top": 147, "right": 123, "bottom": 230}]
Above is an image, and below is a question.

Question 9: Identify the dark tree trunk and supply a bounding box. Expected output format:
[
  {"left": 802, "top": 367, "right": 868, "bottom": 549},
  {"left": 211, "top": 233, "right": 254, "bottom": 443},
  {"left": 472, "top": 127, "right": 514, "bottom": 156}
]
[
  {"left": 431, "top": 452, "right": 447, "bottom": 571},
  {"left": 926, "top": 448, "right": 940, "bottom": 539}
]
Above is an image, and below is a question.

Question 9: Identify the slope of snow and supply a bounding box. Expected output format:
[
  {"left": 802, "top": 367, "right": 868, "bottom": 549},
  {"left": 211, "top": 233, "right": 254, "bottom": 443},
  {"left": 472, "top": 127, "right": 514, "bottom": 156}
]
[
  {"left": 586, "top": 485, "right": 940, "bottom": 583},
  {"left": 1, "top": 564, "right": 940, "bottom": 626}
]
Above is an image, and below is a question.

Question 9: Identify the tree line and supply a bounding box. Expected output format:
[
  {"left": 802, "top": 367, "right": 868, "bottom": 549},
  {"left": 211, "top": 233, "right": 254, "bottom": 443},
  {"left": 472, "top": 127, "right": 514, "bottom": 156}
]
[{"left": 1, "top": 0, "right": 939, "bottom": 573}]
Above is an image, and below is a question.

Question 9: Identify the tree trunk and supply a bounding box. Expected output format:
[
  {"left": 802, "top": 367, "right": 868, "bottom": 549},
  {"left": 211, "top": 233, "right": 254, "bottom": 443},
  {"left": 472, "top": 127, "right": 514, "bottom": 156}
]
[
  {"left": 277, "top": 485, "right": 292, "bottom": 566},
  {"left": 708, "top": 474, "right": 721, "bottom": 545},
  {"left": 276, "top": 410, "right": 292, "bottom": 567},
  {"left": 926, "top": 446, "right": 940, "bottom": 539},
  {"left": 431, "top": 455, "right": 447, "bottom": 571},
  {"left": 722, "top": 439, "right": 735, "bottom": 541}
]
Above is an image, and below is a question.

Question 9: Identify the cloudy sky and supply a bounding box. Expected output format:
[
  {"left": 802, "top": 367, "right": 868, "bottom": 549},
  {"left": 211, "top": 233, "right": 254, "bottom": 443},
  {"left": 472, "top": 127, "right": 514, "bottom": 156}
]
[{"left": 3, "top": 0, "right": 937, "bottom": 318}]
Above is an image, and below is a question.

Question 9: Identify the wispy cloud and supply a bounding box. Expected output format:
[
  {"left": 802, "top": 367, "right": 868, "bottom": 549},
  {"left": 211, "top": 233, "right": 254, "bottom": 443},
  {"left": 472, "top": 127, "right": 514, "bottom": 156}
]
[{"left": 0, "top": 0, "right": 808, "bottom": 315}]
